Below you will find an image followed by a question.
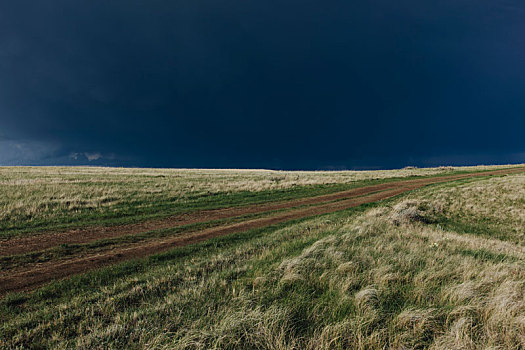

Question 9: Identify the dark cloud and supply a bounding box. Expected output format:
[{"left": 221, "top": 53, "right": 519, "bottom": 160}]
[{"left": 0, "top": 0, "right": 524, "bottom": 169}]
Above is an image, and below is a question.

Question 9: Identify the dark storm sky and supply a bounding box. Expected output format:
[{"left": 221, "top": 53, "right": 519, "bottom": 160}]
[{"left": 1, "top": 0, "right": 524, "bottom": 169}]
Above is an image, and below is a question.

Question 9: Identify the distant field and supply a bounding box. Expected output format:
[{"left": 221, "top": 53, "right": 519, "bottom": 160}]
[
  {"left": 1, "top": 164, "right": 525, "bottom": 349},
  {"left": 0, "top": 165, "right": 517, "bottom": 238}
]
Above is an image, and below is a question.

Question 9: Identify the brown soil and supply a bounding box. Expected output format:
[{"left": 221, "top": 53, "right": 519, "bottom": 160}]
[{"left": 0, "top": 167, "right": 523, "bottom": 296}]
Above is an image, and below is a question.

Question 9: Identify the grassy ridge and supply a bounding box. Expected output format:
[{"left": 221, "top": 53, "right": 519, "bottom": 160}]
[{"left": 2, "top": 172, "right": 525, "bottom": 348}]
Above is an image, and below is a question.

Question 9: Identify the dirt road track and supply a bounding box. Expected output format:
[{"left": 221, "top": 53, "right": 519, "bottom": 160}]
[
  {"left": 0, "top": 181, "right": 417, "bottom": 256},
  {"left": 1, "top": 167, "right": 524, "bottom": 296}
]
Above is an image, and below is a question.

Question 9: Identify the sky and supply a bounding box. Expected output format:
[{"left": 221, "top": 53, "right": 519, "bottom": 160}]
[{"left": 0, "top": 0, "right": 524, "bottom": 169}]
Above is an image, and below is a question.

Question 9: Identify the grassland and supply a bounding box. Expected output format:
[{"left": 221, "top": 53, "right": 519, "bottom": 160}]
[
  {"left": 1, "top": 165, "right": 525, "bottom": 349},
  {"left": 0, "top": 165, "right": 514, "bottom": 238}
]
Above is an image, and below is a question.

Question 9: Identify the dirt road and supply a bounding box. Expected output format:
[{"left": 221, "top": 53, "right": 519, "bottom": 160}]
[{"left": 1, "top": 167, "right": 523, "bottom": 296}]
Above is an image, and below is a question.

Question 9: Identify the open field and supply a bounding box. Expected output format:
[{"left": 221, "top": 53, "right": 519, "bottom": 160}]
[
  {"left": 1, "top": 165, "right": 518, "bottom": 238},
  {"left": 1, "top": 164, "right": 525, "bottom": 348}
]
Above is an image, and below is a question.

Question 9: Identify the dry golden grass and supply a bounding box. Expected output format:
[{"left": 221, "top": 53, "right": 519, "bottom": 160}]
[{"left": 406, "top": 173, "right": 525, "bottom": 244}]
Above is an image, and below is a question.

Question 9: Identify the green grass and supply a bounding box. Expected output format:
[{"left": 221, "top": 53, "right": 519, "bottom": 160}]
[{"left": 454, "top": 248, "right": 516, "bottom": 263}]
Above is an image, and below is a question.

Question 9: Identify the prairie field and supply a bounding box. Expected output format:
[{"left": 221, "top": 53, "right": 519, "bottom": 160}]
[
  {"left": 0, "top": 165, "right": 516, "bottom": 238},
  {"left": 1, "top": 164, "right": 525, "bottom": 349}
]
